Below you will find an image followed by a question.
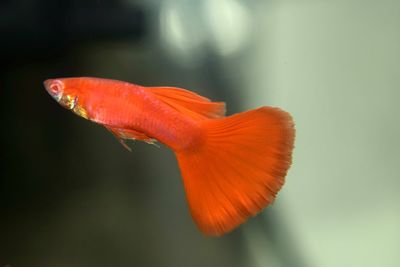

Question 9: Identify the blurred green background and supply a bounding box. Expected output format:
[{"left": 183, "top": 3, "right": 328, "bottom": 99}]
[{"left": 1, "top": 0, "right": 399, "bottom": 267}]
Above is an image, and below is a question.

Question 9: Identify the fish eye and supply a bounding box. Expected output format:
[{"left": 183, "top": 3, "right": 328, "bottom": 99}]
[{"left": 49, "top": 80, "right": 64, "bottom": 96}]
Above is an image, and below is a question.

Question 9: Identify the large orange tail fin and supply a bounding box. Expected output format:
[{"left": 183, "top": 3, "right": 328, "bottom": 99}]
[{"left": 175, "top": 107, "right": 295, "bottom": 236}]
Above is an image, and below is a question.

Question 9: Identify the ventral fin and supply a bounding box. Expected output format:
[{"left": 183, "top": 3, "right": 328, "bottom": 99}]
[
  {"left": 147, "top": 86, "right": 226, "bottom": 121},
  {"left": 105, "top": 126, "right": 157, "bottom": 151}
]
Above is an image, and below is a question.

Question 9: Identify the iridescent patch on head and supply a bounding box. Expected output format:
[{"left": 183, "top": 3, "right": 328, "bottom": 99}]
[
  {"left": 59, "top": 94, "right": 78, "bottom": 110},
  {"left": 73, "top": 104, "right": 88, "bottom": 119}
]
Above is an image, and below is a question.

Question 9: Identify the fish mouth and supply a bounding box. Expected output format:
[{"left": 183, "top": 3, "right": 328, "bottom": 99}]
[
  {"left": 44, "top": 79, "right": 63, "bottom": 101},
  {"left": 43, "top": 79, "right": 53, "bottom": 90}
]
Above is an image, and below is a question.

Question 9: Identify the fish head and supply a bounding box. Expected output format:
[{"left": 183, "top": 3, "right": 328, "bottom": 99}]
[
  {"left": 44, "top": 78, "right": 88, "bottom": 119},
  {"left": 44, "top": 79, "right": 78, "bottom": 109}
]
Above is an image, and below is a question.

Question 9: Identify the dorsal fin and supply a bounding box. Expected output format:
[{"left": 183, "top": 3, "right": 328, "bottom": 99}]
[{"left": 147, "top": 86, "right": 226, "bottom": 121}]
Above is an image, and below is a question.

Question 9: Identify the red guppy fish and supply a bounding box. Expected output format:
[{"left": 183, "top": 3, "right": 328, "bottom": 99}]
[{"left": 44, "top": 77, "right": 295, "bottom": 236}]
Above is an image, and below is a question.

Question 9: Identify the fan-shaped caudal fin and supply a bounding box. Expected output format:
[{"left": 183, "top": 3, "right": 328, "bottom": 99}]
[
  {"left": 175, "top": 107, "right": 295, "bottom": 236},
  {"left": 147, "top": 86, "right": 226, "bottom": 120}
]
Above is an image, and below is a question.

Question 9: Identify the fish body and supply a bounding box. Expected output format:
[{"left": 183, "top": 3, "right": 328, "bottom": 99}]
[
  {"left": 44, "top": 78, "right": 202, "bottom": 150},
  {"left": 44, "top": 77, "right": 295, "bottom": 236}
]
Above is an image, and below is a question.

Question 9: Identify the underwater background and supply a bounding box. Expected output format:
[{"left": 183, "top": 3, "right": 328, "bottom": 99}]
[{"left": 1, "top": 0, "right": 399, "bottom": 266}]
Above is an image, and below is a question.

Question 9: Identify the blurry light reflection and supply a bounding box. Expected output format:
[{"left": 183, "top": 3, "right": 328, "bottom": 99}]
[
  {"left": 160, "top": 0, "right": 251, "bottom": 67},
  {"left": 204, "top": 0, "right": 251, "bottom": 56}
]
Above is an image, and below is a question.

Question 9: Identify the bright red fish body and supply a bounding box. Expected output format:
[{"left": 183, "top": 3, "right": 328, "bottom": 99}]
[{"left": 44, "top": 77, "right": 295, "bottom": 236}]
